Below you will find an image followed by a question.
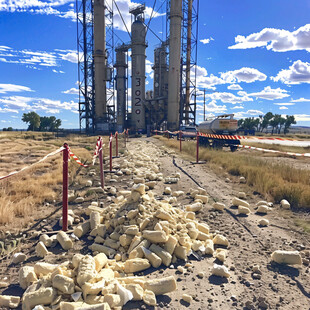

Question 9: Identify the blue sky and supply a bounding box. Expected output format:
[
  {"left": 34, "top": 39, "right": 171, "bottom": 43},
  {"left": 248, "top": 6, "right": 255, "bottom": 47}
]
[{"left": 0, "top": 0, "right": 309, "bottom": 129}]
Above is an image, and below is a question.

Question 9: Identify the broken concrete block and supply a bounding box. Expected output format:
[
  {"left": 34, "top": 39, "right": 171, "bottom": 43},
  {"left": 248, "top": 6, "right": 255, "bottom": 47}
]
[
  {"left": 212, "top": 264, "right": 230, "bottom": 278},
  {"left": 12, "top": 252, "right": 26, "bottom": 264},
  {"left": 57, "top": 231, "right": 73, "bottom": 250},
  {"left": 271, "top": 250, "right": 302, "bottom": 265},
  {"left": 280, "top": 199, "right": 290, "bottom": 209},
  {"left": 238, "top": 205, "right": 251, "bottom": 215},
  {"left": 256, "top": 205, "right": 270, "bottom": 214},
  {"left": 141, "top": 246, "right": 162, "bottom": 268},
  {"left": 124, "top": 258, "right": 151, "bottom": 273},
  {"left": 35, "top": 241, "right": 49, "bottom": 258},
  {"left": 19, "top": 266, "right": 38, "bottom": 289},
  {"left": 22, "top": 287, "right": 56, "bottom": 310},
  {"left": 74, "top": 221, "right": 91, "bottom": 238},
  {"left": 94, "top": 253, "right": 108, "bottom": 272},
  {"left": 186, "top": 202, "right": 203, "bottom": 212},
  {"left": 149, "top": 244, "right": 172, "bottom": 267},
  {"left": 232, "top": 197, "right": 249, "bottom": 208},
  {"left": 195, "top": 195, "right": 208, "bottom": 204},
  {"left": 259, "top": 219, "right": 269, "bottom": 226},
  {"left": 125, "top": 284, "right": 143, "bottom": 301},
  {"left": 34, "top": 262, "right": 58, "bottom": 277},
  {"left": 52, "top": 274, "right": 75, "bottom": 294},
  {"left": 213, "top": 202, "right": 225, "bottom": 211},
  {"left": 213, "top": 234, "right": 229, "bottom": 247},
  {"left": 77, "top": 255, "right": 97, "bottom": 286},
  {"left": 163, "top": 235, "right": 178, "bottom": 255},
  {"left": 182, "top": 294, "right": 192, "bottom": 303},
  {"left": 0, "top": 295, "right": 20, "bottom": 308},
  {"left": 143, "top": 290, "right": 156, "bottom": 306},
  {"left": 142, "top": 230, "right": 168, "bottom": 243},
  {"left": 144, "top": 276, "right": 177, "bottom": 295},
  {"left": 39, "top": 234, "right": 52, "bottom": 247},
  {"left": 238, "top": 192, "right": 246, "bottom": 199}
]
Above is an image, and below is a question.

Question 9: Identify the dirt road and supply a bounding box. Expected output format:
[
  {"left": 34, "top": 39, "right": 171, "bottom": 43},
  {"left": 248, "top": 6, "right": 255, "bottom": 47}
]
[{"left": 0, "top": 137, "right": 309, "bottom": 310}]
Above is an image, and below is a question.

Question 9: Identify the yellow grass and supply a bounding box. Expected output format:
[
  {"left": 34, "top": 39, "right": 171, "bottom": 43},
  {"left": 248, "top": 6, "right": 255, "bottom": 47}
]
[
  {"left": 156, "top": 136, "right": 310, "bottom": 209},
  {"left": 0, "top": 131, "right": 127, "bottom": 230}
]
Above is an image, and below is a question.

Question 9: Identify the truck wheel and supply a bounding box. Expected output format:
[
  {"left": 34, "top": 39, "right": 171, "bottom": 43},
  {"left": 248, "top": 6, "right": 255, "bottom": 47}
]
[{"left": 230, "top": 145, "right": 238, "bottom": 152}]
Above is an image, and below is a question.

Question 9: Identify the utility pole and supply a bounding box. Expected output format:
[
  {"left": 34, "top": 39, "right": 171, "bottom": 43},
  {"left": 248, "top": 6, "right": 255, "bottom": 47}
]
[{"left": 203, "top": 88, "right": 206, "bottom": 121}]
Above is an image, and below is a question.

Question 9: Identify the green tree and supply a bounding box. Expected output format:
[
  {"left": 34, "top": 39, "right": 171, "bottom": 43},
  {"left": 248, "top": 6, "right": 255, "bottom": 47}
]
[
  {"left": 284, "top": 115, "right": 296, "bottom": 134},
  {"left": 278, "top": 116, "right": 286, "bottom": 134},
  {"left": 38, "top": 116, "right": 62, "bottom": 132},
  {"left": 269, "top": 114, "right": 281, "bottom": 135},
  {"left": 261, "top": 112, "right": 273, "bottom": 132},
  {"left": 22, "top": 112, "right": 40, "bottom": 131}
]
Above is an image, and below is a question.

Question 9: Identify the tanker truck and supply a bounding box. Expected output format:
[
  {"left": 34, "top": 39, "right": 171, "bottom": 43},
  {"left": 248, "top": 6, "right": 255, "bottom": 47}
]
[{"left": 197, "top": 114, "right": 240, "bottom": 152}]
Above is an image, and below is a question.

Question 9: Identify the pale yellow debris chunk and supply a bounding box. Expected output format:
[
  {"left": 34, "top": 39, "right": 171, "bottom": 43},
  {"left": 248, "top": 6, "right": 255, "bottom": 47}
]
[
  {"left": 0, "top": 295, "right": 20, "bottom": 308},
  {"left": 271, "top": 250, "right": 302, "bottom": 265},
  {"left": 182, "top": 294, "right": 192, "bottom": 303},
  {"left": 143, "top": 290, "right": 157, "bottom": 306},
  {"left": 144, "top": 276, "right": 177, "bottom": 295}
]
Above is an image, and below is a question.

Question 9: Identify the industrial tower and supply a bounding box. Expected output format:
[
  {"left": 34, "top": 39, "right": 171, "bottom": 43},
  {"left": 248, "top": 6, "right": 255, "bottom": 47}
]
[{"left": 77, "top": 0, "right": 198, "bottom": 134}]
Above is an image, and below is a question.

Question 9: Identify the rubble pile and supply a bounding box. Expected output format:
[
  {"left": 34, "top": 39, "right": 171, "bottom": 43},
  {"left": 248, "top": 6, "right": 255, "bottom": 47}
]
[{"left": 2, "top": 144, "right": 231, "bottom": 310}]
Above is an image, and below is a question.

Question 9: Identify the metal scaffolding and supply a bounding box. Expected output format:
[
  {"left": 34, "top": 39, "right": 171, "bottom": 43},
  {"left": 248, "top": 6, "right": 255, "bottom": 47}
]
[
  {"left": 76, "top": 0, "right": 94, "bottom": 133},
  {"left": 180, "top": 0, "right": 199, "bottom": 125},
  {"left": 105, "top": 1, "right": 116, "bottom": 124},
  {"left": 76, "top": 0, "right": 115, "bottom": 133}
]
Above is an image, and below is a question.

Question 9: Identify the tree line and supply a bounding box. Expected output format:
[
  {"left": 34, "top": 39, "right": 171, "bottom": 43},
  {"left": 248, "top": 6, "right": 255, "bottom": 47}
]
[
  {"left": 22, "top": 112, "right": 62, "bottom": 132},
  {"left": 238, "top": 113, "right": 296, "bottom": 135}
]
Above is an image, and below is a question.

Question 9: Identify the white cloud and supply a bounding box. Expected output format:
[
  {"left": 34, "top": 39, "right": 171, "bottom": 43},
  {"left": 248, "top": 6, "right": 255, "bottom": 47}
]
[
  {"left": 200, "top": 37, "right": 214, "bottom": 44},
  {"left": 0, "top": 84, "right": 33, "bottom": 94},
  {"left": 279, "top": 106, "right": 288, "bottom": 110},
  {"left": 201, "top": 101, "right": 227, "bottom": 113},
  {"left": 229, "top": 24, "right": 310, "bottom": 52},
  {"left": 271, "top": 60, "right": 310, "bottom": 84},
  {"left": 227, "top": 84, "right": 243, "bottom": 90},
  {"left": 60, "top": 51, "right": 78, "bottom": 63},
  {"left": 0, "top": 107, "right": 18, "bottom": 113},
  {"left": 291, "top": 97, "right": 310, "bottom": 102},
  {"left": 204, "top": 91, "right": 253, "bottom": 104},
  {"left": 62, "top": 87, "right": 79, "bottom": 95},
  {"left": 273, "top": 102, "right": 295, "bottom": 106},
  {"left": 221, "top": 67, "right": 267, "bottom": 83},
  {"left": 0, "top": 47, "right": 77, "bottom": 68},
  {"left": 231, "top": 105, "right": 244, "bottom": 109},
  {"left": 248, "top": 86, "right": 289, "bottom": 100},
  {"left": 0, "top": 95, "right": 78, "bottom": 114},
  {"left": 234, "top": 110, "right": 264, "bottom": 118},
  {"left": 294, "top": 114, "right": 310, "bottom": 122}
]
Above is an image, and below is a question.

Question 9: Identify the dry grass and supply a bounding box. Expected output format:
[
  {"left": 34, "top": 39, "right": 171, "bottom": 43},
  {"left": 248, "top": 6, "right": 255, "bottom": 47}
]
[
  {"left": 156, "top": 136, "right": 310, "bottom": 210},
  {"left": 0, "top": 132, "right": 119, "bottom": 230}
]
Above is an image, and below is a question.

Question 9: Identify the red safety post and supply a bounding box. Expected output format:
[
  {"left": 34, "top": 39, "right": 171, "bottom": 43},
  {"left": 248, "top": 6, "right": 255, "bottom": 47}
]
[
  {"left": 179, "top": 131, "right": 182, "bottom": 152},
  {"left": 62, "top": 143, "right": 69, "bottom": 232},
  {"left": 98, "top": 137, "right": 104, "bottom": 189},
  {"left": 109, "top": 133, "right": 113, "bottom": 172},
  {"left": 196, "top": 132, "right": 199, "bottom": 163},
  {"left": 115, "top": 131, "right": 118, "bottom": 157},
  {"left": 156, "top": 130, "right": 158, "bottom": 136}
]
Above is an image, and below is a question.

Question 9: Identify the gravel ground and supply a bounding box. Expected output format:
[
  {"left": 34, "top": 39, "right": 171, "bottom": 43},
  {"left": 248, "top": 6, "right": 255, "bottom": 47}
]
[{"left": 0, "top": 137, "right": 309, "bottom": 310}]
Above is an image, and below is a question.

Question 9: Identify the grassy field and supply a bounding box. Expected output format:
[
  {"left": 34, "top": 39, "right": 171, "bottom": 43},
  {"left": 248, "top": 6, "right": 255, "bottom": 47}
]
[
  {"left": 0, "top": 132, "right": 126, "bottom": 230},
  {"left": 155, "top": 136, "right": 310, "bottom": 210}
]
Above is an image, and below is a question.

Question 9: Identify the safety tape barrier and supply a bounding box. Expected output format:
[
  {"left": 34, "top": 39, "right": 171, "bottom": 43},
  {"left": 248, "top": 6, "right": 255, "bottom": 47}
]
[
  {"left": 153, "top": 129, "right": 303, "bottom": 142},
  {"left": 197, "top": 132, "right": 302, "bottom": 141},
  {"left": 0, "top": 146, "right": 65, "bottom": 181},
  {"left": 237, "top": 144, "right": 310, "bottom": 157}
]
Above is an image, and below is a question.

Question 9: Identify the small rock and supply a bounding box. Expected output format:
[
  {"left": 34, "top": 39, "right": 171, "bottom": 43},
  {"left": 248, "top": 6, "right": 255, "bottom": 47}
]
[
  {"left": 12, "top": 252, "right": 26, "bottom": 264},
  {"left": 75, "top": 197, "right": 84, "bottom": 203}
]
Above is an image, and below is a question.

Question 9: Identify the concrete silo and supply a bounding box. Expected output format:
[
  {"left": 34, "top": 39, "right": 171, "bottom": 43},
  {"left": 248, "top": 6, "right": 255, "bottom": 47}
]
[{"left": 130, "top": 4, "right": 147, "bottom": 132}]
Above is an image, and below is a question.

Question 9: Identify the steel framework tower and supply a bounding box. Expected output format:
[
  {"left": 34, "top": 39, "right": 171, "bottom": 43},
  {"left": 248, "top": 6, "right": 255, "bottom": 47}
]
[
  {"left": 76, "top": 0, "right": 115, "bottom": 133},
  {"left": 180, "top": 0, "right": 199, "bottom": 125},
  {"left": 76, "top": 0, "right": 94, "bottom": 133},
  {"left": 166, "top": 0, "right": 199, "bottom": 127},
  {"left": 105, "top": 1, "right": 116, "bottom": 125}
]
